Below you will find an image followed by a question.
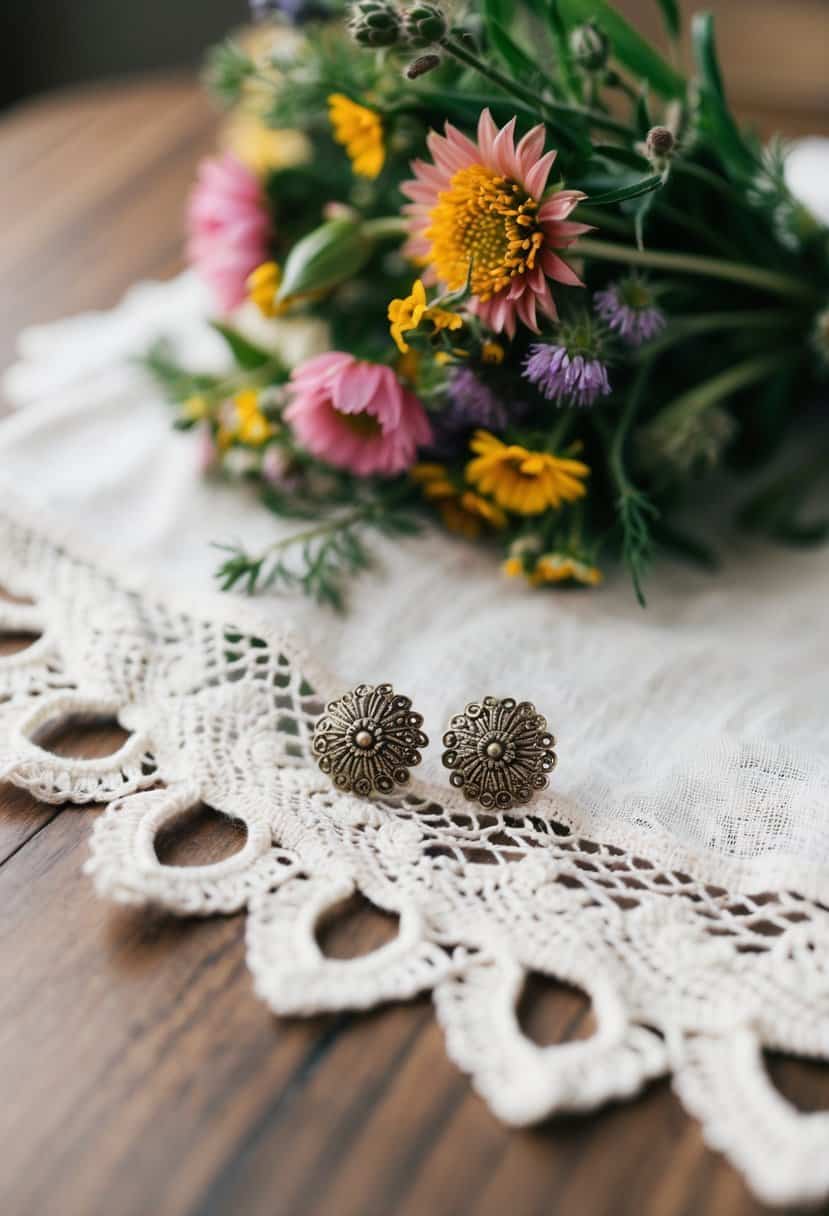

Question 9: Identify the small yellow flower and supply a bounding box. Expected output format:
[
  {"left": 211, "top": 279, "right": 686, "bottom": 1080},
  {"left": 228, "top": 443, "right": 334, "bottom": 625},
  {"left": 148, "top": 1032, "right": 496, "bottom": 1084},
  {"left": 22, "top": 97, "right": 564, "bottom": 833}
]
[
  {"left": 219, "top": 388, "right": 274, "bottom": 449},
  {"left": 412, "top": 462, "right": 506, "bottom": 539},
  {"left": 222, "top": 114, "right": 311, "bottom": 176},
  {"left": 531, "top": 553, "right": 603, "bottom": 587},
  {"left": 328, "top": 93, "right": 385, "bottom": 179},
  {"left": 388, "top": 279, "right": 463, "bottom": 354},
  {"left": 434, "top": 349, "right": 470, "bottom": 366},
  {"left": 466, "top": 431, "right": 590, "bottom": 515},
  {"left": 182, "top": 394, "right": 209, "bottom": 422},
  {"left": 396, "top": 347, "right": 421, "bottom": 386},
  {"left": 482, "top": 340, "right": 505, "bottom": 365},
  {"left": 503, "top": 555, "right": 525, "bottom": 578},
  {"left": 247, "top": 262, "right": 289, "bottom": 318}
]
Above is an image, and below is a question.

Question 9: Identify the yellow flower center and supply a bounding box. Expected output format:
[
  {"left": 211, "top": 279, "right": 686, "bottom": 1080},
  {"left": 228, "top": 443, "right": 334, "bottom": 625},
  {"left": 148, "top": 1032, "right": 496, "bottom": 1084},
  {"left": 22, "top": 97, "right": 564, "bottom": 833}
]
[
  {"left": 426, "top": 164, "right": 544, "bottom": 301},
  {"left": 338, "top": 409, "right": 382, "bottom": 438}
]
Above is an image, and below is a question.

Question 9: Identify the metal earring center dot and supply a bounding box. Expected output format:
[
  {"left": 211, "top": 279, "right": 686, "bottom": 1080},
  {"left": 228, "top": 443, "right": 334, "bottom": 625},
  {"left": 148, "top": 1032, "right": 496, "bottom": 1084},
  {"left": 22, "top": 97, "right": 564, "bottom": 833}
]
[
  {"left": 355, "top": 729, "right": 375, "bottom": 749},
  {"left": 486, "top": 740, "right": 505, "bottom": 760}
]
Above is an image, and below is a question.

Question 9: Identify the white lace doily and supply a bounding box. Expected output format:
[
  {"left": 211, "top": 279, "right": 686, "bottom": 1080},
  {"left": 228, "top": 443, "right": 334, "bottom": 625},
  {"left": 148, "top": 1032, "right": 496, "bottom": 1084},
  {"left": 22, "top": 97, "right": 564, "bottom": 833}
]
[{"left": 1, "top": 272, "right": 829, "bottom": 1207}]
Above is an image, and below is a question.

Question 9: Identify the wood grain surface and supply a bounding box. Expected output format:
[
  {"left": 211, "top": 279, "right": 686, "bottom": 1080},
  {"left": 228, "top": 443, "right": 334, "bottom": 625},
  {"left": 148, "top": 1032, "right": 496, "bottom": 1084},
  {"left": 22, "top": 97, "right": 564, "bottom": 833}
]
[{"left": 1, "top": 54, "right": 828, "bottom": 1216}]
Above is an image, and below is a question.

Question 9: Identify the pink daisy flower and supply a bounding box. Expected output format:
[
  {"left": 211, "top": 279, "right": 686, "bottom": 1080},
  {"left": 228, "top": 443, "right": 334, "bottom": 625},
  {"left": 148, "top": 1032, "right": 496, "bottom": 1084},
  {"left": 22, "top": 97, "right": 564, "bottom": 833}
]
[
  {"left": 401, "top": 109, "right": 592, "bottom": 338},
  {"left": 285, "top": 352, "right": 433, "bottom": 477},
  {"left": 186, "top": 153, "right": 272, "bottom": 313}
]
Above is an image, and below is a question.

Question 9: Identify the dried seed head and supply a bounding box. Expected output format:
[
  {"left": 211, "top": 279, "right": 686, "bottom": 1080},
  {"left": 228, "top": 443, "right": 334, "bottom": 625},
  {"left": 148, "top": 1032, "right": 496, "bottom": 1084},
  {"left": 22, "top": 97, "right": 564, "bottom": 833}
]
[
  {"left": 347, "top": 0, "right": 403, "bottom": 47},
  {"left": 402, "top": 2, "right": 449, "bottom": 48},
  {"left": 405, "top": 51, "right": 442, "bottom": 78}
]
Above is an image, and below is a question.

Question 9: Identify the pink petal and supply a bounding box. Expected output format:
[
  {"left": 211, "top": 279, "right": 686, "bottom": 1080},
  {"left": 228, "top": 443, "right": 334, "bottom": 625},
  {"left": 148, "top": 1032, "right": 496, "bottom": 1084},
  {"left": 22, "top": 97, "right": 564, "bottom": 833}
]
[
  {"left": 476, "top": 109, "right": 499, "bottom": 163},
  {"left": 524, "top": 149, "right": 558, "bottom": 199},
  {"left": 516, "top": 124, "right": 547, "bottom": 172},
  {"left": 491, "top": 116, "right": 518, "bottom": 177},
  {"left": 541, "top": 249, "right": 584, "bottom": 287},
  {"left": 538, "top": 190, "right": 587, "bottom": 221}
]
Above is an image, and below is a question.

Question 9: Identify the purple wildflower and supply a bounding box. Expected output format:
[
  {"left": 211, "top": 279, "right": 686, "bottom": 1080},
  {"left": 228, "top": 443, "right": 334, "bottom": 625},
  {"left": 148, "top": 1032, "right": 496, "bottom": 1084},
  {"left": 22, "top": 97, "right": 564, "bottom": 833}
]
[
  {"left": 594, "top": 277, "right": 665, "bottom": 347},
  {"left": 523, "top": 343, "right": 611, "bottom": 407},
  {"left": 250, "top": 0, "right": 324, "bottom": 22},
  {"left": 446, "top": 368, "right": 510, "bottom": 431}
]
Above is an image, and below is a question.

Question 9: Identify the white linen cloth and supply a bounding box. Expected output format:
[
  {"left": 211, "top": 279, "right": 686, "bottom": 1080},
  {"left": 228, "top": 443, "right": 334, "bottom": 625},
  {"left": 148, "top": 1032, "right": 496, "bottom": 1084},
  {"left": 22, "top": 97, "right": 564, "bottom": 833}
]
[{"left": 2, "top": 270, "right": 828, "bottom": 901}]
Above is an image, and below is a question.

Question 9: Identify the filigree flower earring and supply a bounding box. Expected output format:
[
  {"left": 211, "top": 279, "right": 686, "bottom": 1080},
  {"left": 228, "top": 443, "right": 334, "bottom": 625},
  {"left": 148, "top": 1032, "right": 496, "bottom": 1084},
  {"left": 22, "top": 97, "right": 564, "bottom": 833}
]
[
  {"left": 312, "top": 683, "right": 428, "bottom": 796},
  {"left": 441, "top": 696, "right": 556, "bottom": 809}
]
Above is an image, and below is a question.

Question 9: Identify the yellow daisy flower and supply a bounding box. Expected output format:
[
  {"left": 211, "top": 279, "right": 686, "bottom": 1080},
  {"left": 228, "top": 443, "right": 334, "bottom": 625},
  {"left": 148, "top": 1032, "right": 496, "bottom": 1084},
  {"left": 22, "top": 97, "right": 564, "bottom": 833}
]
[
  {"left": 222, "top": 113, "right": 311, "bottom": 177},
  {"left": 219, "top": 388, "right": 274, "bottom": 449},
  {"left": 466, "top": 430, "right": 590, "bottom": 515},
  {"left": 328, "top": 93, "right": 385, "bottom": 179},
  {"left": 412, "top": 463, "right": 506, "bottom": 539},
  {"left": 182, "top": 394, "right": 209, "bottom": 422},
  {"left": 481, "top": 340, "right": 505, "bottom": 365},
  {"left": 247, "top": 261, "right": 290, "bottom": 318},
  {"left": 531, "top": 553, "right": 603, "bottom": 587},
  {"left": 388, "top": 279, "right": 463, "bottom": 354}
]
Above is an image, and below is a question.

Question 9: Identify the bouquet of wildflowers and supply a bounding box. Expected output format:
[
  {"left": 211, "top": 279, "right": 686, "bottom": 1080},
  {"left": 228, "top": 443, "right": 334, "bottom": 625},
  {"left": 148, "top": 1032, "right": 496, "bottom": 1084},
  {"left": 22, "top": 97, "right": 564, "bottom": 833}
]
[{"left": 150, "top": 0, "right": 829, "bottom": 607}]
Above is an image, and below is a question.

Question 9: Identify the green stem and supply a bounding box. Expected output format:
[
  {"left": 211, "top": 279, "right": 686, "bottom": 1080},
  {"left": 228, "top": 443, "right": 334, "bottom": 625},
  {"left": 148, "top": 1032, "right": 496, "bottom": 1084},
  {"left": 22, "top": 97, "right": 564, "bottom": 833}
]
[
  {"left": 256, "top": 506, "right": 372, "bottom": 558},
  {"left": 636, "top": 309, "right": 799, "bottom": 360},
  {"left": 650, "top": 351, "right": 799, "bottom": 433},
  {"left": 204, "top": 356, "right": 286, "bottom": 406},
  {"left": 547, "top": 411, "right": 576, "bottom": 451},
  {"left": 574, "top": 205, "right": 632, "bottom": 237},
  {"left": 575, "top": 238, "right": 817, "bottom": 300},
  {"left": 610, "top": 361, "right": 653, "bottom": 494},
  {"left": 364, "top": 216, "right": 407, "bottom": 239},
  {"left": 438, "top": 38, "right": 634, "bottom": 138}
]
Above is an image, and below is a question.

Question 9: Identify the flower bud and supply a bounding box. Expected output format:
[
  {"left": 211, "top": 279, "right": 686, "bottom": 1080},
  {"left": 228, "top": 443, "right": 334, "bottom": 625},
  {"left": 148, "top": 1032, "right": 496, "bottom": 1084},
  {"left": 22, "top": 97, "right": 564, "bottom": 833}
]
[
  {"left": 646, "top": 126, "right": 676, "bottom": 159},
  {"left": 347, "top": 0, "right": 403, "bottom": 48},
  {"left": 569, "top": 21, "right": 609, "bottom": 72},
  {"left": 402, "top": 2, "right": 449, "bottom": 48},
  {"left": 278, "top": 219, "right": 372, "bottom": 300},
  {"left": 405, "top": 52, "right": 442, "bottom": 78}
]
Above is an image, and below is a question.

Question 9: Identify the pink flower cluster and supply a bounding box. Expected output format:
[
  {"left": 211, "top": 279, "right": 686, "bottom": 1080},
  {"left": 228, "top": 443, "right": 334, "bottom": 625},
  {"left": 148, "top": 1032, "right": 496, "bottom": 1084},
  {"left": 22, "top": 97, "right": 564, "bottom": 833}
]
[
  {"left": 186, "top": 153, "right": 271, "bottom": 312},
  {"left": 285, "top": 353, "right": 432, "bottom": 476}
]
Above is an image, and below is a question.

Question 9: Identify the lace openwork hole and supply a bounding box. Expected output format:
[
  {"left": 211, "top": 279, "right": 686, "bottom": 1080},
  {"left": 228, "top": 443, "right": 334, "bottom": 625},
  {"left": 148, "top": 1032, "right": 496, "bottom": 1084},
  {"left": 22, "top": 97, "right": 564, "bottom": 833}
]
[
  {"left": 517, "top": 973, "right": 597, "bottom": 1047},
  {"left": 34, "top": 715, "right": 131, "bottom": 760},
  {"left": 765, "top": 1052, "right": 829, "bottom": 1114},
  {"left": 0, "top": 585, "right": 35, "bottom": 606},
  {"left": 154, "top": 804, "right": 248, "bottom": 868},
  {"left": 0, "top": 631, "right": 41, "bottom": 656},
  {"left": 315, "top": 891, "right": 399, "bottom": 959}
]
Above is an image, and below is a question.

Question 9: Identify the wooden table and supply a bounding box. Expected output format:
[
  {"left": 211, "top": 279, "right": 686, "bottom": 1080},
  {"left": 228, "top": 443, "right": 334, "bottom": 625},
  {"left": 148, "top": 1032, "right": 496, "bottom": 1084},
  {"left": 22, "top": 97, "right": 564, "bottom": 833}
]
[{"left": 1, "top": 76, "right": 828, "bottom": 1216}]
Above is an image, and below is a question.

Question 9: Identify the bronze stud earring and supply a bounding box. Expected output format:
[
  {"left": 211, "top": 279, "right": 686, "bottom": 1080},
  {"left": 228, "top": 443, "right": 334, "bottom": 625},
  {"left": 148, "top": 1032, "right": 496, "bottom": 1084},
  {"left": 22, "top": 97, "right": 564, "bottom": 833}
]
[
  {"left": 441, "top": 696, "right": 556, "bottom": 810},
  {"left": 312, "top": 683, "right": 428, "bottom": 796}
]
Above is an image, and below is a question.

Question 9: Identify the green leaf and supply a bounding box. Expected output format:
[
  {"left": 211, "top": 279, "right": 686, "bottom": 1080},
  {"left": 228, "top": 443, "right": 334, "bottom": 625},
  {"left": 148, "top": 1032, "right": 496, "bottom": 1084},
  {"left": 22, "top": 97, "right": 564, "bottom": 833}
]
[
  {"left": 691, "top": 13, "right": 755, "bottom": 178},
  {"left": 209, "top": 322, "right": 275, "bottom": 371},
  {"left": 535, "top": 0, "right": 582, "bottom": 100},
  {"left": 482, "top": 0, "right": 543, "bottom": 80},
  {"left": 279, "top": 219, "right": 372, "bottom": 300},
  {"left": 635, "top": 89, "right": 653, "bottom": 138},
  {"left": 586, "top": 174, "right": 664, "bottom": 206},
  {"left": 654, "top": 0, "right": 680, "bottom": 41},
  {"left": 556, "top": 0, "right": 685, "bottom": 97},
  {"left": 592, "top": 144, "right": 650, "bottom": 171}
]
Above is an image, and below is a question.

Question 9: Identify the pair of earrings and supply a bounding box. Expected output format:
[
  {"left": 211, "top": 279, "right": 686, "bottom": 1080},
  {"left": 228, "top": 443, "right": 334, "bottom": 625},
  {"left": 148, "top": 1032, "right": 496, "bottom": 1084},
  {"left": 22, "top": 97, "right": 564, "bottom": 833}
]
[{"left": 311, "top": 683, "right": 557, "bottom": 811}]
